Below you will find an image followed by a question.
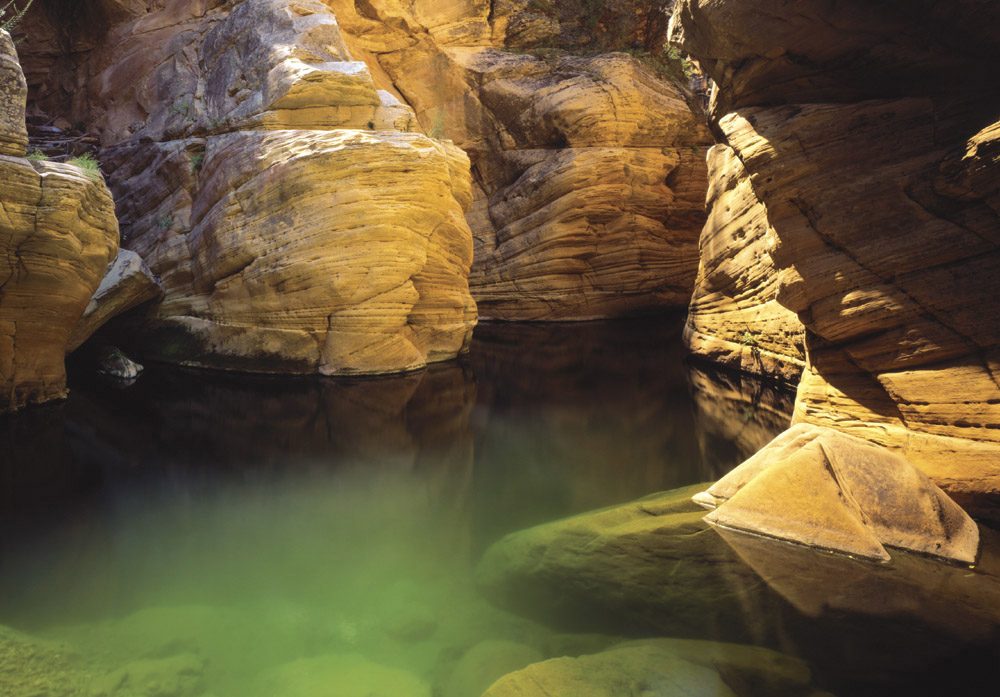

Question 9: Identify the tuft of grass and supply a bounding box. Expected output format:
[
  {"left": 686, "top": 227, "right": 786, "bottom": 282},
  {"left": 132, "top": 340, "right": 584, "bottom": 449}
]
[
  {"left": 155, "top": 214, "right": 174, "bottom": 231},
  {"left": 67, "top": 153, "right": 103, "bottom": 182},
  {"left": 0, "top": 0, "right": 34, "bottom": 33},
  {"left": 190, "top": 153, "right": 204, "bottom": 173},
  {"left": 26, "top": 149, "right": 48, "bottom": 161}
]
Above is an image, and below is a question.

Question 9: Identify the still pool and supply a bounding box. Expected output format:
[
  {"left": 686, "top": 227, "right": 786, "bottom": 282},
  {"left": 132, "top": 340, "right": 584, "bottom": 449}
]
[{"left": 1, "top": 318, "right": 997, "bottom": 696}]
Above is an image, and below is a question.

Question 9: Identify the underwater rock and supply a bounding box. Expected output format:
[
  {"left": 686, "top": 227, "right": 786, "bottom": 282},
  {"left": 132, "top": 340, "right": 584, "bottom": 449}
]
[
  {"left": 90, "top": 653, "right": 206, "bottom": 697},
  {"left": 695, "top": 424, "right": 980, "bottom": 563},
  {"left": 252, "top": 653, "right": 430, "bottom": 697},
  {"left": 68, "top": 250, "right": 162, "bottom": 353},
  {"left": 475, "top": 484, "right": 781, "bottom": 641},
  {"left": 441, "top": 639, "right": 544, "bottom": 697},
  {"left": 671, "top": 0, "right": 1000, "bottom": 520},
  {"left": 481, "top": 638, "right": 816, "bottom": 697},
  {"left": 0, "top": 624, "right": 89, "bottom": 697}
]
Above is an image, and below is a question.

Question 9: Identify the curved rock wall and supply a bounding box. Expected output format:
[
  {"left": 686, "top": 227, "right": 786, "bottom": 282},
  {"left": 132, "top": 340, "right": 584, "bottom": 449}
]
[
  {"left": 672, "top": 0, "right": 1000, "bottom": 518},
  {"left": 326, "top": 0, "right": 712, "bottom": 320},
  {"left": 18, "top": 0, "right": 477, "bottom": 375},
  {"left": 0, "top": 30, "right": 119, "bottom": 414}
]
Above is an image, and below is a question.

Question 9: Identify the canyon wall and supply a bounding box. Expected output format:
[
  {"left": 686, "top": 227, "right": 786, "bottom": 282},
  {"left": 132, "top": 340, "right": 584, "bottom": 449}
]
[
  {"left": 0, "top": 30, "right": 119, "bottom": 413},
  {"left": 673, "top": 0, "right": 1000, "bottom": 518},
  {"left": 17, "top": 0, "right": 478, "bottom": 376},
  {"left": 283, "top": 0, "right": 713, "bottom": 320}
]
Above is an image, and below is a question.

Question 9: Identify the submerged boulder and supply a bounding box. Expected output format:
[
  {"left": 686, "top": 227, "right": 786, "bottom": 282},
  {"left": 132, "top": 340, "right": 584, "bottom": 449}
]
[
  {"left": 481, "top": 638, "right": 818, "bottom": 697},
  {"left": 694, "top": 424, "right": 980, "bottom": 563},
  {"left": 252, "top": 653, "right": 430, "bottom": 697}
]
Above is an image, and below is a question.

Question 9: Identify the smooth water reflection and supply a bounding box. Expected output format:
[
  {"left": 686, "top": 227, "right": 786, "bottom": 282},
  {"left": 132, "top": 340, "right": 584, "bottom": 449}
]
[{"left": 1, "top": 317, "right": 994, "bottom": 696}]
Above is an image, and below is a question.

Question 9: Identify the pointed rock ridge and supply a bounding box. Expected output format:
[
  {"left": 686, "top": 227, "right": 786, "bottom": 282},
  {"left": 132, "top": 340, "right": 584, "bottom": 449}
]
[{"left": 696, "top": 425, "right": 981, "bottom": 563}]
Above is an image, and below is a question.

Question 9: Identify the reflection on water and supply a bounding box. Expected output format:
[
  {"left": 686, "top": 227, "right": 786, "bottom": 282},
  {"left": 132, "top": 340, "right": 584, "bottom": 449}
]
[{"left": 0, "top": 317, "right": 996, "bottom": 696}]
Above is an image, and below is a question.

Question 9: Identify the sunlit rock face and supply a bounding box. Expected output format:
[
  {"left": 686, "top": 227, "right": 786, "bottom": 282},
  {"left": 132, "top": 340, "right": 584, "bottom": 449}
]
[
  {"left": 326, "top": 0, "right": 712, "bottom": 320},
  {"left": 17, "top": 0, "right": 477, "bottom": 375},
  {"left": 0, "top": 31, "right": 119, "bottom": 414},
  {"left": 672, "top": 0, "right": 1000, "bottom": 519}
]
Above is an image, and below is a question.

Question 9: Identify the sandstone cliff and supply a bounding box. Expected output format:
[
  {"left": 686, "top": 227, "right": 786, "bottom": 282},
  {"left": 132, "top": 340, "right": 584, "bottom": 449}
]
[
  {"left": 18, "top": 0, "right": 477, "bottom": 375},
  {"left": 0, "top": 29, "right": 119, "bottom": 414},
  {"left": 326, "top": 0, "right": 712, "bottom": 320},
  {"left": 672, "top": 0, "right": 1000, "bottom": 519}
]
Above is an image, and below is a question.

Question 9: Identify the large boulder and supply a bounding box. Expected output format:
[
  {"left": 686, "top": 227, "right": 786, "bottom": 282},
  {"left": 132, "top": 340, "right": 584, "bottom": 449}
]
[
  {"left": 671, "top": 0, "right": 1000, "bottom": 519},
  {"left": 482, "top": 639, "right": 818, "bottom": 697},
  {"left": 16, "top": 0, "right": 476, "bottom": 376},
  {"left": 1, "top": 31, "right": 119, "bottom": 414},
  {"left": 695, "top": 424, "right": 981, "bottom": 563}
]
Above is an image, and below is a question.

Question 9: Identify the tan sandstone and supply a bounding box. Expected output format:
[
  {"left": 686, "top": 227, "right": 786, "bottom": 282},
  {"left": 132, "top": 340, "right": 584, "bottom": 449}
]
[
  {"left": 17, "top": 0, "right": 477, "bottom": 376},
  {"left": 1, "top": 31, "right": 119, "bottom": 413},
  {"left": 672, "top": 0, "right": 1000, "bottom": 520}
]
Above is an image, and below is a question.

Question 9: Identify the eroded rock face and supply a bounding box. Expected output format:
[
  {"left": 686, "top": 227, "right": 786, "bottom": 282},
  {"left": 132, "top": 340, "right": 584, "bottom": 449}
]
[
  {"left": 0, "top": 31, "right": 120, "bottom": 414},
  {"left": 326, "top": 0, "right": 712, "bottom": 320},
  {"left": 695, "top": 424, "right": 980, "bottom": 563},
  {"left": 672, "top": 0, "right": 1000, "bottom": 519},
  {"left": 18, "top": 0, "right": 476, "bottom": 375}
]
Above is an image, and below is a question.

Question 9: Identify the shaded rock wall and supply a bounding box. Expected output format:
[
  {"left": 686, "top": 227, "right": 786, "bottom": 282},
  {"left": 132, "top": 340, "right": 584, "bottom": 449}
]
[
  {"left": 17, "top": 0, "right": 477, "bottom": 375},
  {"left": 672, "top": 0, "right": 1000, "bottom": 517},
  {"left": 0, "top": 30, "right": 119, "bottom": 414}
]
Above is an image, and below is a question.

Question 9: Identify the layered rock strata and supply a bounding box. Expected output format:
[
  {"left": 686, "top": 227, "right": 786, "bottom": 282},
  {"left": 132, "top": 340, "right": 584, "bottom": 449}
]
[
  {"left": 694, "top": 424, "right": 980, "bottom": 563},
  {"left": 0, "top": 30, "right": 119, "bottom": 414},
  {"left": 326, "top": 0, "right": 713, "bottom": 319},
  {"left": 672, "top": 0, "right": 1000, "bottom": 519},
  {"left": 18, "top": 0, "right": 477, "bottom": 375}
]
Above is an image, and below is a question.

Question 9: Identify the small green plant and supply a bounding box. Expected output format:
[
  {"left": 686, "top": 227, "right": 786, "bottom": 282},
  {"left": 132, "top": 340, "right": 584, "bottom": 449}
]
[
  {"left": 428, "top": 110, "right": 446, "bottom": 140},
  {"left": 0, "top": 0, "right": 34, "bottom": 33},
  {"left": 739, "top": 330, "right": 760, "bottom": 349},
  {"left": 26, "top": 148, "right": 47, "bottom": 161},
  {"left": 170, "top": 99, "right": 193, "bottom": 117},
  {"left": 67, "top": 153, "right": 103, "bottom": 182},
  {"left": 155, "top": 214, "right": 174, "bottom": 231},
  {"left": 190, "top": 153, "right": 204, "bottom": 173}
]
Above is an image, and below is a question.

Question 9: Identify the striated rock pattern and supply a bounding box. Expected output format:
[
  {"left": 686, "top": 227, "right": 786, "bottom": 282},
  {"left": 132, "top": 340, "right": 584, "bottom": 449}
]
[
  {"left": 326, "top": 0, "right": 712, "bottom": 319},
  {"left": 684, "top": 145, "right": 805, "bottom": 382},
  {"left": 694, "top": 424, "right": 980, "bottom": 563},
  {"left": 18, "top": 0, "right": 476, "bottom": 375},
  {"left": 67, "top": 249, "right": 162, "bottom": 352},
  {"left": 0, "top": 30, "right": 119, "bottom": 414},
  {"left": 672, "top": 0, "right": 1000, "bottom": 519}
]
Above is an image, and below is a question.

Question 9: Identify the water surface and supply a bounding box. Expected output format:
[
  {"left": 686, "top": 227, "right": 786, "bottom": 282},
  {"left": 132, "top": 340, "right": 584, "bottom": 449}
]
[{"left": 1, "top": 317, "right": 996, "bottom": 696}]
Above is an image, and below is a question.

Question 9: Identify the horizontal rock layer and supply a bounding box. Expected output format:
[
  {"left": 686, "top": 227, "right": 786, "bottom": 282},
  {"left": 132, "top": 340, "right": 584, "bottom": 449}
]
[
  {"left": 17, "top": 0, "right": 477, "bottom": 376},
  {"left": 672, "top": 0, "right": 1000, "bottom": 519},
  {"left": 1, "top": 30, "right": 120, "bottom": 414}
]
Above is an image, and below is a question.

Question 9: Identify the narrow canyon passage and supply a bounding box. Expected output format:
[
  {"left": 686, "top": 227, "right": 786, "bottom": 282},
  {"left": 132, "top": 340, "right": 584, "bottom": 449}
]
[{"left": 1, "top": 1, "right": 998, "bottom": 695}]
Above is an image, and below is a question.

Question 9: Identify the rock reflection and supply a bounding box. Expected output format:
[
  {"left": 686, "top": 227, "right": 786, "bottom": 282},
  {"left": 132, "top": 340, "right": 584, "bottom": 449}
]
[
  {"left": 467, "top": 317, "right": 709, "bottom": 544},
  {"left": 686, "top": 363, "right": 794, "bottom": 481}
]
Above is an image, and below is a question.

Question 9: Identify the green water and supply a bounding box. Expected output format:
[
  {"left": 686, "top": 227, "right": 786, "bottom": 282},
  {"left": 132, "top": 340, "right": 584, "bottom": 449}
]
[{"left": 1, "top": 318, "right": 997, "bottom": 696}]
